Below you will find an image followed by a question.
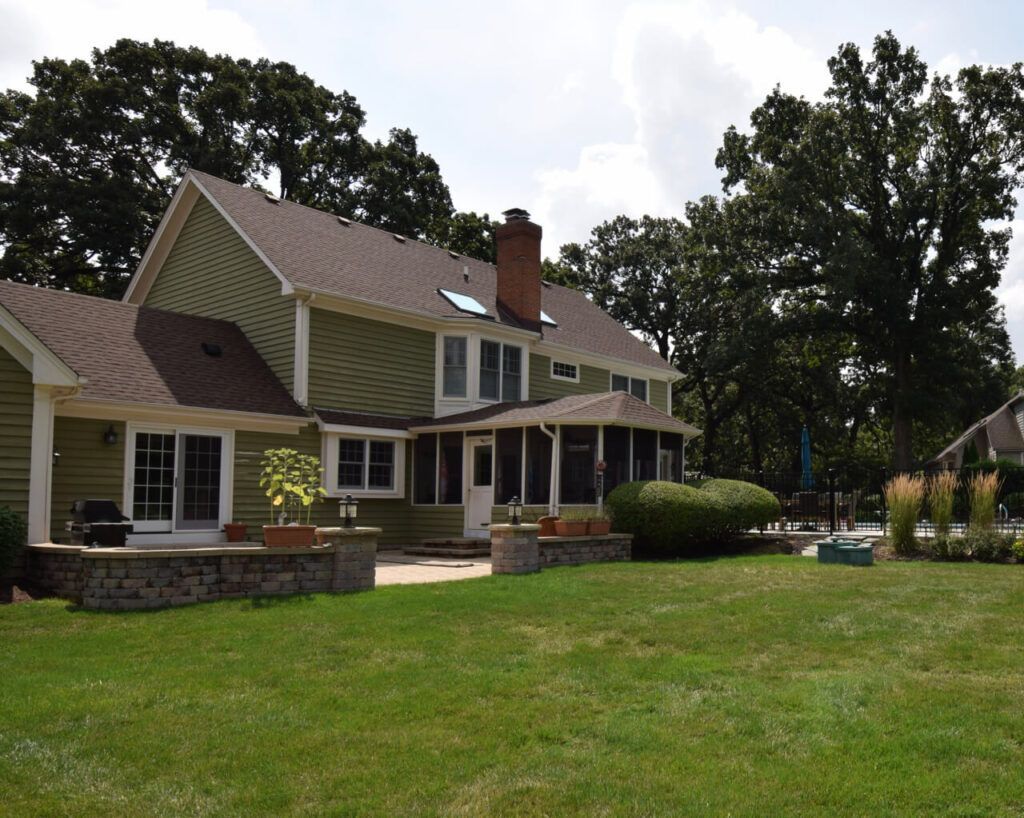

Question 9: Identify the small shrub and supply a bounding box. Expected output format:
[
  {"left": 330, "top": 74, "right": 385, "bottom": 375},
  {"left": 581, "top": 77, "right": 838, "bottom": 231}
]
[
  {"left": 1012, "top": 539, "right": 1024, "bottom": 563},
  {"left": 926, "top": 471, "right": 958, "bottom": 537},
  {"left": 884, "top": 474, "right": 925, "bottom": 555},
  {"left": 968, "top": 471, "right": 1002, "bottom": 530},
  {"left": 963, "top": 528, "right": 1014, "bottom": 562},
  {"left": 0, "top": 506, "right": 28, "bottom": 577},
  {"left": 931, "top": 534, "right": 969, "bottom": 561}
]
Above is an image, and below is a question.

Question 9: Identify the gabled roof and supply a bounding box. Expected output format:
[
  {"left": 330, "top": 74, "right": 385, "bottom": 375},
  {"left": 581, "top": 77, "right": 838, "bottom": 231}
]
[
  {"left": 930, "top": 392, "right": 1024, "bottom": 463},
  {"left": 408, "top": 392, "right": 702, "bottom": 437},
  {"left": 0, "top": 280, "right": 305, "bottom": 418},
  {"left": 143, "top": 170, "right": 675, "bottom": 375}
]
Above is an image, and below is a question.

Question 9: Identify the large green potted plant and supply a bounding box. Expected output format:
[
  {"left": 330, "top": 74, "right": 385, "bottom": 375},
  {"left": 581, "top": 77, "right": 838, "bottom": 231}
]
[{"left": 259, "top": 448, "right": 327, "bottom": 547}]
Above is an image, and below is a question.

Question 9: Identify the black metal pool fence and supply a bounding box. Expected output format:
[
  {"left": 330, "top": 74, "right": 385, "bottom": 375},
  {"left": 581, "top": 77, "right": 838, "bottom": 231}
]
[{"left": 691, "top": 465, "right": 1024, "bottom": 535}]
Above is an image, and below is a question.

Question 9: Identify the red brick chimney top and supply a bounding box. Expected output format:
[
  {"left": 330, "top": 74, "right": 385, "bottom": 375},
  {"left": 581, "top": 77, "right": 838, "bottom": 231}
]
[{"left": 495, "top": 208, "right": 542, "bottom": 330}]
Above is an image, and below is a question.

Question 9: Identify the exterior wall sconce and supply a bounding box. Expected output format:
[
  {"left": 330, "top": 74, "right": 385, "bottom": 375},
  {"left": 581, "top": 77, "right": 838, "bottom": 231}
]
[
  {"left": 52, "top": 450, "right": 60, "bottom": 467},
  {"left": 340, "top": 494, "right": 358, "bottom": 527},
  {"left": 507, "top": 496, "right": 523, "bottom": 526},
  {"left": 103, "top": 425, "right": 118, "bottom": 445}
]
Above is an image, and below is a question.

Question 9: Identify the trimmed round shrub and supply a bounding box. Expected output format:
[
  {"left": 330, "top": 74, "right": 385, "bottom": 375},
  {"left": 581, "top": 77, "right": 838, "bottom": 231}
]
[
  {"left": 691, "top": 479, "right": 781, "bottom": 535},
  {"left": 606, "top": 478, "right": 779, "bottom": 554},
  {"left": 0, "top": 506, "right": 27, "bottom": 578}
]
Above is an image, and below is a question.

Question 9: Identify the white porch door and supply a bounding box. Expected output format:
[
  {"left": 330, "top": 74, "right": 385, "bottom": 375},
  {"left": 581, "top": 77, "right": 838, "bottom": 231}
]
[{"left": 465, "top": 438, "right": 494, "bottom": 538}]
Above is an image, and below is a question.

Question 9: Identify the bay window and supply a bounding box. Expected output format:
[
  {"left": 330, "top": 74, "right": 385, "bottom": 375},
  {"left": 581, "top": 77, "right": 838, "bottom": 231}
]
[
  {"left": 479, "top": 339, "right": 521, "bottom": 402},
  {"left": 443, "top": 336, "right": 467, "bottom": 398},
  {"left": 611, "top": 373, "right": 648, "bottom": 402}
]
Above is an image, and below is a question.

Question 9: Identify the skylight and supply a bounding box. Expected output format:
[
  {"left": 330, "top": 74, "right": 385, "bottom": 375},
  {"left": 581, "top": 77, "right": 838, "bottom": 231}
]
[
  {"left": 541, "top": 310, "right": 557, "bottom": 326},
  {"left": 438, "top": 288, "right": 489, "bottom": 316}
]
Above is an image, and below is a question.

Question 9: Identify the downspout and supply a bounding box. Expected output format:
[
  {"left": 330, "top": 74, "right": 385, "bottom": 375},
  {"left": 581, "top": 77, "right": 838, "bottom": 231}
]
[{"left": 540, "top": 422, "right": 558, "bottom": 516}]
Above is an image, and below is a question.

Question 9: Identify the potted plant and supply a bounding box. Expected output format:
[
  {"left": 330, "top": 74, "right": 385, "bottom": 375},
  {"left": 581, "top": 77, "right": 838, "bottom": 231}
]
[
  {"left": 259, "top": 448, "right": 327, "bottom": 547},
  {"left": 587, "top": 509, "right": 611, "bottom": 536},
  {"left": 553, "top": 508, "right": 589, "bottom": 537},
  {"left": 223, "top": 522, "right": 247, "bottom": 542}
]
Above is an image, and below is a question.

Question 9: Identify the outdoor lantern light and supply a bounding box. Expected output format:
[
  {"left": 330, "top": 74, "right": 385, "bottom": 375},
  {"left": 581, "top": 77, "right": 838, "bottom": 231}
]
[
  {"left": 103, "top": 425, "right": 118, "bottom": 445},
  {"left": 340, "top": 494, "right": 358, "bottom": 527},
  {"left": 507, "top": 496, "right": 523, "bottom": 526}
]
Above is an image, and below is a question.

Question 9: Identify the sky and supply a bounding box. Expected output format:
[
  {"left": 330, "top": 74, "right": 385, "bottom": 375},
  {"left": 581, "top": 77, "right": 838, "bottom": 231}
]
[{"left": 3, "top": 0, "right": 1024, "bottom": 356}]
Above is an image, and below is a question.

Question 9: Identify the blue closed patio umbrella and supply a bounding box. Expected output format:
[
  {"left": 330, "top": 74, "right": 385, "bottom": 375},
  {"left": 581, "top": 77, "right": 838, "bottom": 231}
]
[{"left": 800, "top": 426, "right": 814, "bottom": 490}]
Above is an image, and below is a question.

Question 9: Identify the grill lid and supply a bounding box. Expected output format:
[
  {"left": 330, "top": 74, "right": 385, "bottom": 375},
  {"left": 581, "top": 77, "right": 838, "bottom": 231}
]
[{"left": 69, "top": 499, "right": 131, "bottom": 523}]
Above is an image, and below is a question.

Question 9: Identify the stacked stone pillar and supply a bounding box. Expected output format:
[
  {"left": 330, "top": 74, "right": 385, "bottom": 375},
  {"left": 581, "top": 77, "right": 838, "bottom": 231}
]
[
  {"left": 317, "top": 527, "right": 380, "bottom": 592},
  {"left": 489, "top": 524, "right": 540, "bottom": 574}
]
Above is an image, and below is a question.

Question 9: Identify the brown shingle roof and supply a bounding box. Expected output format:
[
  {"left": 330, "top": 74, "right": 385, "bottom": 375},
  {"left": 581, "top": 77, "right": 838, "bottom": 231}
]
[
  {"left": 929, "top": 393, "right": 1024, "bottom": 464},
  {"left": 187, "top": 170, "right": 676, "bottom": 374},
  {"left": 0, "top": 280, "right": 305, "bottom": 418},
  {"left": 409, "top": 392, "right": 701, "bottom": 436}
]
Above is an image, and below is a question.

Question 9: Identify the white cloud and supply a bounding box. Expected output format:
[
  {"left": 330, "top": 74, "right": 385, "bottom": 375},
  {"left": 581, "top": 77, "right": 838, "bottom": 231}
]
[
  {"left": 998, "top": 218, "right": 1024, "bottom": 361},
  {"left": 0, "top": 0, "right": 265, "bottom": 92},
  {"left": 532, "top": 1, "right": 829, "bottom": 251}
]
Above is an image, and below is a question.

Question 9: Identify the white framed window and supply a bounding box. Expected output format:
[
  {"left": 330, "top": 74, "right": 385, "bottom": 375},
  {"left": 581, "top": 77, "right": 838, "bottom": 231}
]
[
  {"left": 611, "top": 373, "right": 648, "bottom": 402},
  {"left": 479, "top": 339, "right": 522, "bottom": 402},
  {"left": 551, "top": 360, "right": 579, "bottom": 382},
  {"left": 442, "top": 336, "right": 467, "bottom": 398},
  {"left": 324, "top": 435, "right": 405, "bottom": 498}
]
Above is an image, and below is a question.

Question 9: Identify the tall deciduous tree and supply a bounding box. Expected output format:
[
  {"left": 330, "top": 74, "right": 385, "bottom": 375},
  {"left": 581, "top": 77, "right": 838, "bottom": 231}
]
[
  {"left": 0, "top": 39, "right": 490, "bottom": 296},
  {"left": 716, "top": 32, "right": 1022, "bottom": 468}
]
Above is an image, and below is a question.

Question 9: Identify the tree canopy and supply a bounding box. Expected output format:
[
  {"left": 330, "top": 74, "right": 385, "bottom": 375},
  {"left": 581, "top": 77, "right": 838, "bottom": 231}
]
[{"left": 0, "top": 39, "right": 496, "bottom": 296}]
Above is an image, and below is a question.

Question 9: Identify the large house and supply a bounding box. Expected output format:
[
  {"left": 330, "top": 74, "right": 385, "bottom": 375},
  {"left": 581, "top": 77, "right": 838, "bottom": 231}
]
[
  {"left": 0, "top": 170, "right": 700, "bottom": 546},
  {"left": 928, "top": 393, "right": 1024, "bottom": 469}
]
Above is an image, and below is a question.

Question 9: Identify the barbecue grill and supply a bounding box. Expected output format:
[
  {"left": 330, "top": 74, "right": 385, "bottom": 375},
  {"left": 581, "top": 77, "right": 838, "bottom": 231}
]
[{"left": 65, "top": 499, "right": 134, "bottom": 547}]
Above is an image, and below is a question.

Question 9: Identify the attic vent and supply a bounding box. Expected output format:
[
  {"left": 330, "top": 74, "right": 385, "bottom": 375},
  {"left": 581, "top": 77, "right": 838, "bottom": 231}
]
[
  {"left": 337, "top": 215, "right": 351, "bottom": 226},
  {"left": 264, "top": 192, "right": 280, "bottom": 204},
  {"left": 463, "top": 264, "right": 469, "bottom": 283},
  {"left": 393, "top": 233, "right": 406, "bottom": 243},
  {"left": 541, "top": 280, "right": 552, "bottom": 288},
  {"left": 448, "top": 250, "right": 460, "bottom": 259},
  {"left": 201, "top": 342, "right": 223, "bottom": 357}
]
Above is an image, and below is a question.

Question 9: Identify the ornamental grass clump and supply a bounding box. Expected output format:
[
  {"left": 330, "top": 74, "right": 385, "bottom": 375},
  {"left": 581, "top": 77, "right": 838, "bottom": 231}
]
[
  {"left": 884, "top": 474, "right": 925, "bottom": 555},
  {"left": 926, "top": 471, "right": 958, "bottom": 537},
  {"left": 967, "top": 471, "right": 1002, "bottom": 530}
]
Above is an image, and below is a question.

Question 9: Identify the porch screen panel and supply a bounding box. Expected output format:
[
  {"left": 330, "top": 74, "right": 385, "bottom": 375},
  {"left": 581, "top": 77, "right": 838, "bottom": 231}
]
[
  {"left": 602, "top": 427, "right": 630, "bottom": 498},
  {"left": 659, "top": 432, "right": 684, "bottom": 483},
  {"left": 133, "top": 432, "right": 175, "bottom": 523},
  {"left": 495, "top": 428, "right": 523, "bottom": 503},
  {"left": 414, "top": 434, "right": 437, "bottom": 504},
  {"left": 560, "top": 425, "right": 598, "bottom": 505},
  {"left": 525, "top": 426, "right": 551, "bottom": 505},
  {"left": 439, "top": 431, "right": 463, "bottom": 504},
  {"left": 633, "top": 429, "right": 658, "bottom": 481}
]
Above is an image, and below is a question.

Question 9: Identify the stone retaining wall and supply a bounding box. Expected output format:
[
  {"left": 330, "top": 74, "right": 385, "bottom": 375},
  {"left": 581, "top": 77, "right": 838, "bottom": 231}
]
[
  {"left": 539, "top": 534, "right": 632, "bottom": 566},
  {"left": 24, "top": 528, "right": 378, "bottom": 610}
]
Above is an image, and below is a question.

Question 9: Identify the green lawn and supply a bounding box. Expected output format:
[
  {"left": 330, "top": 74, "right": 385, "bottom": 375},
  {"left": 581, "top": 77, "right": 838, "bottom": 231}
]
[{"left": 2, "top": 557, "right": 1023, "bottom": 817}]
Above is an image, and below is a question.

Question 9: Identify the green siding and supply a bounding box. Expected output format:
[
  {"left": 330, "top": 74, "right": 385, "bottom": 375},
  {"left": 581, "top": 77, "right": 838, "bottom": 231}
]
[
  {"left": 233, "top": 430, "right": 463, "bottom": 545},
  {"left": 144, "top": 196, "right": 295, "bottom": 390},
  {"left": 650, "top": 380, "right": 669, "bottom": 414},
  {"left": 50, "top": 417, "right": 126, "bottom": 542},
  {"left": 529, "top": 354, "right": 609, "bottom": 399},
  {"left": 0, "top": 347, "right": 33, "bottom": 521},
  {"left": 308, "top": 309, "right": 435, "bottom": 415}
]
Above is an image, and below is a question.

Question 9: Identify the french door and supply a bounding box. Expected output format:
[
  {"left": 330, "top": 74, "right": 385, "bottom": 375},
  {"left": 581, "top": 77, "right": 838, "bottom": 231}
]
[{"left": 130, "top": 429, "right": 227, "bottom": 533}]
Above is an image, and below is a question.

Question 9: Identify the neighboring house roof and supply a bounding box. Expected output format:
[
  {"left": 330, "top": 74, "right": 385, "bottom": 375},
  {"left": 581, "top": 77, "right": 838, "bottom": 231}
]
[
  {"left": 929, "top": 393, "right": 1024, "bottom": 464},
  {"left": 183, "top": 170, "right": 676, "bottom": 374},
  {"left": 407, "top": 392, "right": 702, "bottom": 437},
  {"left": 0, "top": 280, "right": 305, "bottom": 418}
]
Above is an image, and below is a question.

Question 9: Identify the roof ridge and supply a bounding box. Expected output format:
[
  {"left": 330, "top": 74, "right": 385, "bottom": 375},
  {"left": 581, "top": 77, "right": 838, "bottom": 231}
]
[{"left": 188, "top": 168, "right": 499, "bottom": 271}]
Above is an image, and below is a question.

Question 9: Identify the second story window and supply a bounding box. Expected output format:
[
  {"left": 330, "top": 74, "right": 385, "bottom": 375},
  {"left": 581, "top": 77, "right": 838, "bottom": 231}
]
[
  {"left": 480, "top": 340, "right": 522, "bottom": 402},
  {"left": 611, "top": 373, "right": 648, "bottom": 402},
  {"left": 443, "top": 336, "right": 467, "bottom": 398}
]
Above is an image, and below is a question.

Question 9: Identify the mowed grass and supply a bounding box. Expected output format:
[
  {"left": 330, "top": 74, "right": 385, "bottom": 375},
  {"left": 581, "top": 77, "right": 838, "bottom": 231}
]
[{"left": 2, "top": 557, "right": 1024, "bottom": 817}]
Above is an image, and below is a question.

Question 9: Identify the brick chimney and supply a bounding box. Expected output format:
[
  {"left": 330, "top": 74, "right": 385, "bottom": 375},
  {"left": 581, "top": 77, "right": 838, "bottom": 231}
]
[{"left": 496, "top": 207, "right": 542, "bottom": 330}]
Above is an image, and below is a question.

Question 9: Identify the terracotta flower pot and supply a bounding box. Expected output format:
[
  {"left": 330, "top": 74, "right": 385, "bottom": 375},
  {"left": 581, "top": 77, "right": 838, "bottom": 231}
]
[
  {"left": 537, "top": 516, "right": 560, "bottom": 537},
  {"left": 554, "top": 519, "right": 588, "bottom": 537},
  {"left": 262, "top": 524, "right": 317, "bottom": 548},
  {"left": 223, "top": 522, "right": 247, "bottom": 543},
  {"left": 587, "top": 520, "right": 611, "bottom": 536}
]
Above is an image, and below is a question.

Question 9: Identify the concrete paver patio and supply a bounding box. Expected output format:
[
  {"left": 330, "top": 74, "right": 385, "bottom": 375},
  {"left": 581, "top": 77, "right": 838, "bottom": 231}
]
[{"left": 375, "top": 552, "right": 492, "bottom": 585}]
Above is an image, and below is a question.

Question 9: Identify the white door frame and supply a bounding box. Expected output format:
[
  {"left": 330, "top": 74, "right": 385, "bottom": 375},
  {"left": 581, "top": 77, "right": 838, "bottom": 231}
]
[
  {"left": 464, "top": 435, "right": 494, "bottom": 538},
  {"left": 124, "top": 423, "right": 234, "bottom": 539}
]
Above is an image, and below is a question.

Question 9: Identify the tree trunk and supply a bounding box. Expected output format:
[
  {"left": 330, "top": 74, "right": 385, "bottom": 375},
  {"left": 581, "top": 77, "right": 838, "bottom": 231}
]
[
  {"left": 745, "top": 405, "right": 763, "bottom": 474},
  {"left": 699, "top": 390, "right": 718, "bottom": 475},
  {"left": 892, "top": 349, "right": 913, "bottom": 470}
]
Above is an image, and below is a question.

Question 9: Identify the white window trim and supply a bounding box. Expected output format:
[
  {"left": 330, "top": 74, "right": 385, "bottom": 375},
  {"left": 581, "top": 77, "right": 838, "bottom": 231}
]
[
  {"left": 323, "top": 433, "right": 405, "bottom": 499},
  {"left": 477, "top": 338, "right": 524, "bottom": 404},
  {"left": 123, "top": 422, "right": 235, "bottom": 537},
  {"left": 440, "top": 334, "right": 469, "bottom": 400},
  {"left": 610, "top": 373, "right": 650, "bottom": 404},
  {"left": 435, "top": 332, "right": 529, "bottom": 415},
  {"left": 550, "top": 359, "right": 580, "bottom": 383}
]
